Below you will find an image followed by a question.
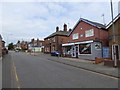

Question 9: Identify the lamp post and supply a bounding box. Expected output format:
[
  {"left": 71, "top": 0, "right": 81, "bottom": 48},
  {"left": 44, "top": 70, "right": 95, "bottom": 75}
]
[{"left": 110, "top": 0, "right": 117, "bottom": 67}]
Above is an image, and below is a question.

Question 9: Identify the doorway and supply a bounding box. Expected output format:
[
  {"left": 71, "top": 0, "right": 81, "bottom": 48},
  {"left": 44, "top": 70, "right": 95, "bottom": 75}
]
[
  {"left": 71, "top": 45, "right": 79, "bottom": 58},
  {"left": 112, "top": 44, "right": 120, "bottom": 66}
]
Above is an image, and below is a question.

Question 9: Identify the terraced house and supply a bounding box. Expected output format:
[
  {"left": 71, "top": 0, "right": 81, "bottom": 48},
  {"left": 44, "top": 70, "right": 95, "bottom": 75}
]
[
  {"left": 44, "top": 24, "right": 70, "bottom": 54},
  {"left": 62, "top": 18, "right": 108, "bottom": 60}
]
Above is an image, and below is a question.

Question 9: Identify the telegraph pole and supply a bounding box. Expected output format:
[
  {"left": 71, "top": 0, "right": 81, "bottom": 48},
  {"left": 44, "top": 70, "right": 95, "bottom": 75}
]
[{"left": 110, "top": 0, "right": 117, "bottom": 67}]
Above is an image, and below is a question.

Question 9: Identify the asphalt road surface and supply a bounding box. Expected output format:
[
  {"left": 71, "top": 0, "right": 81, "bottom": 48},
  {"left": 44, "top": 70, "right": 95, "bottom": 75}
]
[{"left": 2, "top": 51, "right": 118, "bottom": 88}]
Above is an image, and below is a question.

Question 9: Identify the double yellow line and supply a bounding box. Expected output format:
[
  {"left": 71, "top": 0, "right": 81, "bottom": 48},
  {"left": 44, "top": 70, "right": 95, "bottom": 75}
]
[{"left": 12, "top": 61, "right": 21, "bottom": 89}]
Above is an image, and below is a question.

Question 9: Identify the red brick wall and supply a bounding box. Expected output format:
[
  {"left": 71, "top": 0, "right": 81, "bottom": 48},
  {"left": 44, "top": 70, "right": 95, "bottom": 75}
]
[
  {"left": 69, "top": 21, "right": 108, "bottom": 46},
  {"left": 44, "top": 35, "right": 69, "bottom": 53}
]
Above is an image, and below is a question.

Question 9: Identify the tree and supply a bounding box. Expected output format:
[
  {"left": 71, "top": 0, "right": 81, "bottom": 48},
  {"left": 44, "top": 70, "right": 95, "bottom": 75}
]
[{"left": 8, "top": 43, "right": 14, "bottom": 50}]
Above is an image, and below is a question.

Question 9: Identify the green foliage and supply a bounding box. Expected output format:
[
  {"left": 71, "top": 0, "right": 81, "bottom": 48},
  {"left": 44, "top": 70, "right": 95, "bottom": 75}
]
[{"left": 8, "top": 43, "right": 14, "bottom": 50}]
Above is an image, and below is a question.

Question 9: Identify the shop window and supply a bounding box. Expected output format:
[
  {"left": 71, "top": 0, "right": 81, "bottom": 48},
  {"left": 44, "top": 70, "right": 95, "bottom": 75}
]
[{"left": 79, "top": 43, "right": 91, "bottom": 54}]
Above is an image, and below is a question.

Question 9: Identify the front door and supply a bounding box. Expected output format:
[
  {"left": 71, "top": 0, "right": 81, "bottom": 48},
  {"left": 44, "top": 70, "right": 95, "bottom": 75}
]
[
  {"left": 112, "top": 44, "right": 120, "bottom": 66},
  {"left": 71, "top": 46, "right": 76, "bottom": 57},
  {"left": 71, "top": 45, "right": 79, "bottom": 58}
]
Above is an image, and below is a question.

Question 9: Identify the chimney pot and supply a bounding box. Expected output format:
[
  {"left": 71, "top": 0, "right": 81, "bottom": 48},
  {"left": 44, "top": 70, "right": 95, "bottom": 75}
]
[
  {"left": 56, "top": 26, "right": 59, "bottom": 32},
  {"left": 63, "top": 23, "right": 67, "bottom": 32}
]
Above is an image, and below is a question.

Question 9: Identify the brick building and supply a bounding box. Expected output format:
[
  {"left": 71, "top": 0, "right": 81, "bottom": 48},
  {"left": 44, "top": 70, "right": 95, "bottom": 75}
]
[
  {"left": 106, "top": 14, "right": 120, "bottom": 65},
  {"left": 20, "top": 41, "right": 28, "bottom": 50},
  {"left": 62, "top": 18, "right": 108, "bottom": 60},
  {"left": 28, "top": 39, "right": 44, "bottom": 52},
  {"left": 44, "top": 24, "right": 70, "bottom": 54}
]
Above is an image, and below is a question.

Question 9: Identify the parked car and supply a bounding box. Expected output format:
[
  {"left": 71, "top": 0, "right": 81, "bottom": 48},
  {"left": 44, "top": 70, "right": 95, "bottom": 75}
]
[{"left": 51, "top": 51, "right": 61, "bottom": 57}]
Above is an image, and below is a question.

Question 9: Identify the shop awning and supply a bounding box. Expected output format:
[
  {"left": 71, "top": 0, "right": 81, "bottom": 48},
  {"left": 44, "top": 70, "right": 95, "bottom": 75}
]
[
  {"left": 62, "top": 40, "right": 93, "bottom": 46},
  {"left": 62, "top": 43, "right": 75, "bottom": 46}
]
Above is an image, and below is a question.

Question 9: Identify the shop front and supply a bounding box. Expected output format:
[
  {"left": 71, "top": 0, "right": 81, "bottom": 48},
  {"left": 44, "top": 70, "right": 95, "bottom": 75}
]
[{"left": 62, "top": 40, "right": 102, "bottom": 60}]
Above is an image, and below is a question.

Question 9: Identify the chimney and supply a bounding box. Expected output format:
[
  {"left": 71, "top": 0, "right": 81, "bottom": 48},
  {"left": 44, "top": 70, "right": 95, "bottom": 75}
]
[
  {"left": 63, "top": 23, "right": 67, "bottom": 32},
  {"left": 56, "top": 26, "right": 59, "bottom": 32},
  {"left": 69, "top": 28, "right": 72, "bottom": 32}
]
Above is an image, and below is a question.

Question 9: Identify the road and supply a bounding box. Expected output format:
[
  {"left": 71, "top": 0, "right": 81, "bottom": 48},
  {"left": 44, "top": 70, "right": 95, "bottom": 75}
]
[{"left": 2, "top": 51, "right": 118, "bottom": 88}]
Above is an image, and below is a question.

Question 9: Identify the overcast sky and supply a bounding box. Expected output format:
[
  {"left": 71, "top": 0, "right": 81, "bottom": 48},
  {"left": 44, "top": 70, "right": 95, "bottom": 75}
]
[{"left": 0, "top": 0, "right": 119, "bottom": 45}]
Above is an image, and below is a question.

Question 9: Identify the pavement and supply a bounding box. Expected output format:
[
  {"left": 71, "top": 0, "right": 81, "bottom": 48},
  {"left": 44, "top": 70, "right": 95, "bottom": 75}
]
[{"left": 32, "top": 53, "right": 119, "bottom": 78}]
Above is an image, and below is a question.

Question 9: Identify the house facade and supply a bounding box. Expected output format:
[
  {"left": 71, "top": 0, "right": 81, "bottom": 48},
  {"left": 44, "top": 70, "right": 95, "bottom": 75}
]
[
  {"left": 106, "top": 14, "right": 120, "bottom": 65},
  {"left": 62, "top": 18, "right": 108, "bottom": 60},
  {"left": 44, "top": 24, "right": 69, "bottom": 54},
  {"left": 28, "top": 39, "right": 44, "bottom": 52},
  {"left": 20, "top": 41, "right": 28, "bottom": 51},
  {"left": 15, "top": 40, "right": 21, "bottom": 50}
]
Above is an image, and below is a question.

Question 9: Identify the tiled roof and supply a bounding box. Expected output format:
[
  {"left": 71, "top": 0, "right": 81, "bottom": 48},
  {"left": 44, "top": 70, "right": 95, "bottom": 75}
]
[
  {"left": 81, "top": 18, "right": 106, "bottom": 29},
  {"left": 44, "top": 30, "right": 69, "bottom": 39},
  {"left": 69, "top": 18, "right": 106, "bottom": 36}
]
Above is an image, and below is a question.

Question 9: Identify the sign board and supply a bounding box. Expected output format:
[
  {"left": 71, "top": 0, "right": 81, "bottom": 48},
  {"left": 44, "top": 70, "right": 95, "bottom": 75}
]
[{"left": 102, "top": 47, "right": 109, "bottom": 58}]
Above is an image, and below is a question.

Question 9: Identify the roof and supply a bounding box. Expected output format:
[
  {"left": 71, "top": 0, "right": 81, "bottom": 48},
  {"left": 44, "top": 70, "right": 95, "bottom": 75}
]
[
  {"left": 69, "top": 18, "right": 106, "bottom": 36},
  {"left": 106, "top": 13, "right": 120, "bottom": 29},
  {"left": 44, "top": 30, "right": 69, "bottom": 39}
]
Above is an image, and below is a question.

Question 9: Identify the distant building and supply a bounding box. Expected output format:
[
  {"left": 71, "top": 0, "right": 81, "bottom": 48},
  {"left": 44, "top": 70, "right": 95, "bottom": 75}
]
[
  {"left": 28, "top": 39, "right": 44, "bottom": 52},
  {"left": 20, "top": 41, "right": 28, "bottom": 50},
  {"left": 44, "top": 24, "right": 70, "bottom": 54},
  {"left": 15, "top": 40, "right": 21, "bottom": 50}
]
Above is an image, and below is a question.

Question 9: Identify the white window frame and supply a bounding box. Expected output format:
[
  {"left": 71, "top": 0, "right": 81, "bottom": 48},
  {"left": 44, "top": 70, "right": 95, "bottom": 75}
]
[
  {"left": 85, "top": 29, "right": 94, "bottom": 37},
  {"left": 72, "top": 33, "right": 78, "bottom": 40}
]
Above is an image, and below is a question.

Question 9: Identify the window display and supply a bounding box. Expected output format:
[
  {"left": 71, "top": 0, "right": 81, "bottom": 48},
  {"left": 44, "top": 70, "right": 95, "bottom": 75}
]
[{"left": 79, "top": 43, "right": 91, "bottom": 54}]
